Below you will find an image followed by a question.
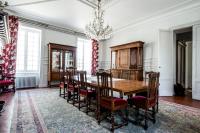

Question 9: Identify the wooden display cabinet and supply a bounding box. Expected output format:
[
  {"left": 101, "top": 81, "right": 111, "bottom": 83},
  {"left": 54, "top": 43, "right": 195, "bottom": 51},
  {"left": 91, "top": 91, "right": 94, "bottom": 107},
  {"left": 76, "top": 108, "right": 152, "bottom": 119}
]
[
  {"left": 110, "top": 41, "right": 144, "bottom": 80},
  {"left": 48, "top": 43, "right": 76, "bottom": 87}
]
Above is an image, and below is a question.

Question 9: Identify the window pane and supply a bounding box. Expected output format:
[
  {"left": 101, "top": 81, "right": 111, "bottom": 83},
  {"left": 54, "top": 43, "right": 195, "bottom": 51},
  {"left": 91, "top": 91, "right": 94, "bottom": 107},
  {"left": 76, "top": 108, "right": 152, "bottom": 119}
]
[
  {"left": 77, "top": 39, "right": 92, "bottom": 74},
  {"left": 16, "top": 29, "right": 25, "bottom": 71},
  {"left": 27, "top": 31, "right": 40, "bottom": 71},
  {"left": 77, "top": 40, "right": 84, "bottom": 70},
  {"left": 84, "top": 40, "right": 92, "bottom": 74},
  {"left": 16, "top": 26, "right": 41, "bottom": 73}
]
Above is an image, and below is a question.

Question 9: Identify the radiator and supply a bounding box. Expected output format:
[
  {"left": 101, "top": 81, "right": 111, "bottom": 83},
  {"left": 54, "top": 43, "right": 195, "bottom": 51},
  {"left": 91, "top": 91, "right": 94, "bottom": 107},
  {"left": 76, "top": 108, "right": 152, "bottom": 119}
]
[{"left": 15, "top": 76, "right": 37, "bottom": 89}]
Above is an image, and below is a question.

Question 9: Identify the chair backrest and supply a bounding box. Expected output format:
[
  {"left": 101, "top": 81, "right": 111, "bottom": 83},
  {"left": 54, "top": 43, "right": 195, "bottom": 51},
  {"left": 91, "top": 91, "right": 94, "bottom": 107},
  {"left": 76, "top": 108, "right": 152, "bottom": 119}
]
[
  {"left": 0, "top": 65, "right": 3, "bottom": 80},
  {"left": 64, "top": 70, "right": 74, "bottom": 85},
  {"left": 96, "top": 72, "right": 113, "bottom": 97},
  {"left": 147, "top": 72, "right": 160, "bottom": 103},
  {"left": 66, "top": 67, "right": 77, "bottom": 76},
  {"left": 144, "top": 71, "right": 154, "bottom": 83},
  {"left": 77, "top": 71, "right": 87, "bottom": 89}
]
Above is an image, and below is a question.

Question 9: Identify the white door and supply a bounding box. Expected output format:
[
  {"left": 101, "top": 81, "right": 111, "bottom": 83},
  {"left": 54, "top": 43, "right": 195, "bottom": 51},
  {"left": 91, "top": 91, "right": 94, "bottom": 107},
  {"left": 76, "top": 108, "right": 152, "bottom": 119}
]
[
  {"left": 192, "top": 25, "right": 200, "bottom": 100},
  {"left": 158, "top": 30, "right": 174, "bottom": 96}
]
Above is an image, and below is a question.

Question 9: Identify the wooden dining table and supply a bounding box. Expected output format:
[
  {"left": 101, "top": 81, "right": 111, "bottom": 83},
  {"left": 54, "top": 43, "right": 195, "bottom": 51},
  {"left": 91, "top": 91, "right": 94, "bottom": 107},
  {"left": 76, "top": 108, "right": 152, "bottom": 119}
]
[
  {"left": 71, "top": 75, "right": 149, "bottom": 123},
  {"left": 73, "top": 75, "right": 148, "bottom": 97}
]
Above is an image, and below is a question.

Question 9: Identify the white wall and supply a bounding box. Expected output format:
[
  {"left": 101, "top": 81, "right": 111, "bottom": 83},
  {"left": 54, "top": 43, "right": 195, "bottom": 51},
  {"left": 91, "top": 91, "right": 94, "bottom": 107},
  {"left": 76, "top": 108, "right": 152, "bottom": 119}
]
[{"left": 99, "top": 3, "right": 200, "bottom": 98}]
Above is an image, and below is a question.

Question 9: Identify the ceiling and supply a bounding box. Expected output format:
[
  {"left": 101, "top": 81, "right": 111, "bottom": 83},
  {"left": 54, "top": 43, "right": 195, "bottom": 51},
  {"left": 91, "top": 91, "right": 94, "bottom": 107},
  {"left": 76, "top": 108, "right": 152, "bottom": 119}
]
[{"left": 4, "top": 0, "right": 200, "bottom": 33}]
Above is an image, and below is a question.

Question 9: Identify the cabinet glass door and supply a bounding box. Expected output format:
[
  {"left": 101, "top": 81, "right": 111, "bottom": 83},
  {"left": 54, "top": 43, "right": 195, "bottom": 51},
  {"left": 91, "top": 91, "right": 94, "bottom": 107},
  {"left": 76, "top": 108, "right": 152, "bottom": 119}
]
[
  {"left": 52, "top": 49, "right": 62, "bottom": 72},
  {"left": 65, "top": 51, "right": 74, "bottom": 69}
]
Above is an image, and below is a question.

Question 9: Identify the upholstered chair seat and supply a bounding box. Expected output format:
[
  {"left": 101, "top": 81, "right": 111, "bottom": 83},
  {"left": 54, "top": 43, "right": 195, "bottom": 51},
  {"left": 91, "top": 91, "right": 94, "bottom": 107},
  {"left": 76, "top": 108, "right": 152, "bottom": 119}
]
[
  {"left": 79, "top": 89, "right": 95, "bottom": 97},
  {"left": 100, "top": 96, "right": 127, "bottom": 110}
]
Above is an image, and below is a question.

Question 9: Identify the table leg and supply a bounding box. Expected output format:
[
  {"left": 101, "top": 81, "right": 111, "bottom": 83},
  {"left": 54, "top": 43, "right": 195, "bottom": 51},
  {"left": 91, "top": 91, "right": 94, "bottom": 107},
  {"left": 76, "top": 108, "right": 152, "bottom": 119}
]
[{"left": 120, "top": 92, "right": 123, "bottom": 98}]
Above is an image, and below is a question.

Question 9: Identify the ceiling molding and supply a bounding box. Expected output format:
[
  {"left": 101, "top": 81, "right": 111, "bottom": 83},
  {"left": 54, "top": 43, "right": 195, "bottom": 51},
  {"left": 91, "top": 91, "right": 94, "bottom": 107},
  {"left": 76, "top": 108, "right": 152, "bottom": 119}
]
[
  {"left": 113, "top": 0, "right": 200, "bottom": 34},
  {"left": 76, "top": 0, "right": 96, "bottom": 8},
  {"left": 18, "top": 17, "right": 85, "bottom": 37},
  {"left": 77, "top": 0, "right": 118, "bottom": 9},
  {"left": 8, "top": 0, "right": 59, "bottom": 7},
  {"left": 103, "top": 0, "right": 121, "bottom": 10}
]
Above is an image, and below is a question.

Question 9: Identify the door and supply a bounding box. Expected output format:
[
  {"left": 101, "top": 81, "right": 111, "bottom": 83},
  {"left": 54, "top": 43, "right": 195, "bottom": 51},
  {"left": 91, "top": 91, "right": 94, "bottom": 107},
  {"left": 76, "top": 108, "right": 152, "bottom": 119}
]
[
  {"left": 176, "top": 41, "right": 186, "bottom": 87},
  {"left": 159, "top": 30, "right": 174, "bottom": 96},
  {"left": 192, "top": 25, "right": 200, "bottom": 100}
]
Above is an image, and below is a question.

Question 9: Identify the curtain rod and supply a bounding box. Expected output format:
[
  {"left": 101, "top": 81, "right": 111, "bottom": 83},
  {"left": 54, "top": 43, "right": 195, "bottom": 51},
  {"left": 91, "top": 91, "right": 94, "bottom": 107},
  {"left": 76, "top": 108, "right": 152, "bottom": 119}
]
[{"left": 18, "top": 17, "right": 86, "bottom": 37}]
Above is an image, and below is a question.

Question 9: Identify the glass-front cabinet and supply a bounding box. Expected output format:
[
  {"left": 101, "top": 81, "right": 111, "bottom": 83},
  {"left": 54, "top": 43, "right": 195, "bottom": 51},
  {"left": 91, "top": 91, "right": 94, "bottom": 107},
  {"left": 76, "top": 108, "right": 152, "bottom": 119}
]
[{"left": 48, "top": 43, "right": 76, "bottom": 87}]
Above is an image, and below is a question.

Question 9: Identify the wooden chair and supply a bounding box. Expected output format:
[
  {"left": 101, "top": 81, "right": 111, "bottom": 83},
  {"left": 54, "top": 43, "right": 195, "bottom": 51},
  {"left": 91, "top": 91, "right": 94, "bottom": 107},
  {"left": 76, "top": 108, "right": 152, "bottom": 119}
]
[
  {"left": 59, "top": 70, "right": 68, "bottom": 98},
  {"left": 96, "top": 72, "right": 128, "bottom": 132},
  {"left": 65, "top": 70, "right": 78, "bottom": 105},
  {"left": 129, "top": 72, "right": 160, "bottom": 130},
  {"left": 77, "top": 71, "right": 96, "bottom": 114},
  {"left": 66, "top": 67, "right": 77, "bottom": 75},
  {"left": 135, "top": 71, "right": 160, "bottom": 112},
  {"left": 0, "top": 100, "right": 5, "bottom": 116},
  {"left": 0, "top": 66, "right": 15, "bottom": 93}
]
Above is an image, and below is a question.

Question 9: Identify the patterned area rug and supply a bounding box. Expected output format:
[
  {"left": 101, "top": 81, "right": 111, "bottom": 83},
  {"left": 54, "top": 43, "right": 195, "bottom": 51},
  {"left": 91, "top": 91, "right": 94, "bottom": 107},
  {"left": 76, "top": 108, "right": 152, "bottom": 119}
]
[{"left": 10, "top": 89, "right": 200, "bottom": 133}]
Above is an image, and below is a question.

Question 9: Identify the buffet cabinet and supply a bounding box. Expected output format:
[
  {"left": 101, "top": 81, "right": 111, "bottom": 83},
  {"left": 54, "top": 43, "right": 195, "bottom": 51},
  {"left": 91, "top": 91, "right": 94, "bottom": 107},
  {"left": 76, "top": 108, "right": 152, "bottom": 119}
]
[
  {"left": 110, "top": 41, "right": 144, "bottom": 80},
  {"left": 48, "top": 43, "right": 76, "bottom": 87}
]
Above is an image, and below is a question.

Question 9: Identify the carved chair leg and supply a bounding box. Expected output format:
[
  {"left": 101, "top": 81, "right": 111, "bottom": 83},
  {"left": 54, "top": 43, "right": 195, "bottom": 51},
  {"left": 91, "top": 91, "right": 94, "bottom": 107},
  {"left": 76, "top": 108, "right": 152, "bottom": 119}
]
[
  {"left": 135, "top": 108, "right": 139, "bottom": 124},
  {"left": 152, "top": 106, "right": 156, "bottom": 123},
  {"left": 111, "top": 111, "right": 114, "bottom": 132},
  {"left": 72, "top": 92, "right": 75, "bottom": 105},
  {"left": 64, "top": 87, "right": 66, "bottom": 99},
  {"left": 59, "top": 87, "right": 61, "bottom": 96},
  {"left": 125, "top": 108, "right": 128, "bottom": 125},
  {"left": 144, "top": 109, "right": 148, "bottom": 130},
  {"left": 67, "top": 91, "right": 70, "bottom": 102},
  {"left": 86, "top": 96, "right": 89, "bottom": 114},
  {"left": 97, "top": 109, "right": 100, "bottom": 124},
  {"left": 156, "top": 100, "right": 159, "bottom": 112},
  {"left": 78, "top": 94, "right": 81, "bottom": 110}
]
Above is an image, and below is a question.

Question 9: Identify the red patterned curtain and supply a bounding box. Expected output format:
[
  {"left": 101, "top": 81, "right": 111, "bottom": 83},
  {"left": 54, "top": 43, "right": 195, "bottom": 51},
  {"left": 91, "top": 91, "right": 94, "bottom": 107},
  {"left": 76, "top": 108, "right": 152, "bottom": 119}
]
[
  {"left": 91, "top": 39, "right": 99, "bottom": 75},
  {"left": 2, "top": 16, "right": 19, "bottom": 76}
]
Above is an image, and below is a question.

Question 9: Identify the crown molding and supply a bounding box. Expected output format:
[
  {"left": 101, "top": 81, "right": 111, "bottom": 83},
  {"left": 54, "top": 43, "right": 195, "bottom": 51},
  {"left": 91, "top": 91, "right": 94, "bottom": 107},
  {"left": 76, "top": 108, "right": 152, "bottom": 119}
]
[
  {"left": 76, "top": 0, "right": 96, "bottom": 8},
  {"left": 18, "top": 17, "right": 85, "bottom": 37},
  {"left": 114, "top": 0, "right": 200, "bottom": 34}
]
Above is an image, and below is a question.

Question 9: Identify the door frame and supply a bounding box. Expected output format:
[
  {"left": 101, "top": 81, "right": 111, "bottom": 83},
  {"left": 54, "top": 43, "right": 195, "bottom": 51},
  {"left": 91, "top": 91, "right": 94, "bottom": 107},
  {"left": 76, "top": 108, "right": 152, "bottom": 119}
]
[{"left": 171, "top": 26, "right": 193, "bottom": 98}]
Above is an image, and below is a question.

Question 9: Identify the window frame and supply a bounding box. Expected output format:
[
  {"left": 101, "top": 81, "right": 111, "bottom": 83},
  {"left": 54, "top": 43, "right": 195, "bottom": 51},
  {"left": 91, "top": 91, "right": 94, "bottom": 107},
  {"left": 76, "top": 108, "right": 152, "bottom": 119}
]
[
  {"left": 16, "top": 26, "right": 41, "bottom": 73},
  {"left": 77, "top": 38, "right": 92, "bottom": 74}
]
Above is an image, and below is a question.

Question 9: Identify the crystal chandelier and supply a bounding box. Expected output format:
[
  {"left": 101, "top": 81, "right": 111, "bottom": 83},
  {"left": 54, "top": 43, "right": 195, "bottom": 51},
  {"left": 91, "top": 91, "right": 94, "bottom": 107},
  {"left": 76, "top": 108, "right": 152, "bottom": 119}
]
[{"left": 85, "top": 0, "right": 112, "bottom": 41}]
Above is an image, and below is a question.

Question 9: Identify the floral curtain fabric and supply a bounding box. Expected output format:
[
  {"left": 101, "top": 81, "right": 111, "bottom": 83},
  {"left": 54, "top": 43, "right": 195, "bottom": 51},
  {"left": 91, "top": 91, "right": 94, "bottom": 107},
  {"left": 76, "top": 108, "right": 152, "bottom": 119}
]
[
  {"left": 91, "top": 39, "right": 99, "bottom": 75},
  {"left": 2, "top": 16, "right": 19, "bottom": 76}
]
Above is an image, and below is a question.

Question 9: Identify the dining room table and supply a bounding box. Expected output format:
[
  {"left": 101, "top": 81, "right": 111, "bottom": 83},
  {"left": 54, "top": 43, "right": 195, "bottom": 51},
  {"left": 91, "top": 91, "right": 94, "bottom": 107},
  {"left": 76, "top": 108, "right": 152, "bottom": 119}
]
[
  {"left": 73, "top": 75, "right": 148, "bottom": 98},
  {"left": 71, "top": 74, "right": 149, "bottom": 123}
]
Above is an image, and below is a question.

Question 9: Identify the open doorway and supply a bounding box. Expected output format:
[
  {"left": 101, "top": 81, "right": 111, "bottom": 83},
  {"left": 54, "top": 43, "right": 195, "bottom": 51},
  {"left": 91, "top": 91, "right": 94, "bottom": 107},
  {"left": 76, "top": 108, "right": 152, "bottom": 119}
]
[{"left": 174, "top": 27, "right": 192, "bottom": 98}]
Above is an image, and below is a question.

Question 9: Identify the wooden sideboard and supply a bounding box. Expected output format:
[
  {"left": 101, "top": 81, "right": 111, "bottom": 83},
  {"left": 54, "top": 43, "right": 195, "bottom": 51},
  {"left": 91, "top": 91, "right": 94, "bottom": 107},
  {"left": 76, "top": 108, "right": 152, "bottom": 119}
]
[{"left": 110, "top": 41, "right": 144, "bottom": 81}]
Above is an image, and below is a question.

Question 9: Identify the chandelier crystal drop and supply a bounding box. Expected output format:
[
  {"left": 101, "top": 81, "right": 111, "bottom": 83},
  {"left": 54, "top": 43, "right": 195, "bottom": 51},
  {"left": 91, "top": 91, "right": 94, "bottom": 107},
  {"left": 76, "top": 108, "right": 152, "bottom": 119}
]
[{"left": 85, "top": 0, "right": 112, "bottom": 41}]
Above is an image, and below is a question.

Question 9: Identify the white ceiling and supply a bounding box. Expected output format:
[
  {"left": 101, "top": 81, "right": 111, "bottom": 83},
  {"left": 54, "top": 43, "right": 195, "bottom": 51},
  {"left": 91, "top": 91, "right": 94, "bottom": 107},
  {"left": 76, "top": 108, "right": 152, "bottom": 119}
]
[{"left": 5, "top": 0, "right": 200, "bottom": 33}]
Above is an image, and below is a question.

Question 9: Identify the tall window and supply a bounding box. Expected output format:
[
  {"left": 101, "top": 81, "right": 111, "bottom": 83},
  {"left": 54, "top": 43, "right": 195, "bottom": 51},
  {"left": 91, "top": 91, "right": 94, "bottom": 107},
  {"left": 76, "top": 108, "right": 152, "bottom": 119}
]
[
  {"left": 16, "top": 26, "right": 41, "bottom": 73},
  {"left": 77, "top": 38, "right": 92, "bottom": 74}
]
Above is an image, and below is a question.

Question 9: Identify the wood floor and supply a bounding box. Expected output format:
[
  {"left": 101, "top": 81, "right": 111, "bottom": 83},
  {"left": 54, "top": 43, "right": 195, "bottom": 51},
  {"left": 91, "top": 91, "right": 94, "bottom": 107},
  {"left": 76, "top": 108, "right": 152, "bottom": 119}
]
[
  {"left": 160, "top": 96, "right": 200, "bottom": 109},
  {"left": 0, "top": 89, "right": 200, "bottom": 133}
]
